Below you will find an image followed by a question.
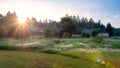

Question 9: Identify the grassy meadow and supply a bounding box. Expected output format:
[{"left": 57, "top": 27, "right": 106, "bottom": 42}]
[{"left": 0, "top": 38, "right": 120, "bottom": 68}]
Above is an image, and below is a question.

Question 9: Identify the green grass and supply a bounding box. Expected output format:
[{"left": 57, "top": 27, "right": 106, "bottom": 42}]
[
  {"left": 0, "top": 38, "right": 120, "bottom": 68},
  {"left": 0, "top": 38, "right": 120, "bottom": 49},
  {"left": 60, "top": 49, "right": 120, "bottom": 68},
  {"left": 0, "top": 50, "right": 119, "bottom": 68},
  {"left": 103, "top": 52, "right": 120, "bottom": 68},
  {"left": 0, "top": 50, "right": 105, "bottom": 68}
]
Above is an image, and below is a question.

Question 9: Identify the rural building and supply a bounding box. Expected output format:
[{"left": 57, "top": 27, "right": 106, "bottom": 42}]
[{"left": 98, "top": 30, "right": 109, "bottom": 37}]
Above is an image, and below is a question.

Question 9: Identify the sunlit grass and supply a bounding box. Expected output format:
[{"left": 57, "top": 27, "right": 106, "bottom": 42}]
[
  {"left": 0, "top": 38, "right": 120, "bottom": 68},
  {"left": 60, "top": 49, "right": 117, "bottom": 68},
  {"left": 0, "top": 50, "right": 105, "bottom": 68}
]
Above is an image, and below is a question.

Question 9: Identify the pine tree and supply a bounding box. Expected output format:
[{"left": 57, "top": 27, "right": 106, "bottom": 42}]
[{"left": 106, "top": 23, "right": 113, "bottom": 36}]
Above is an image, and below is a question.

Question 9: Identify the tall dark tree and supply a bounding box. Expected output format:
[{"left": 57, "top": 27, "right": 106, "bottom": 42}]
[
  {"left": 81, "top": 17, "right": 86, "bottom": 28},
  {"left": 106, "top": 23, "right": 113, "bottom": 36},
  {"left": 89, "top": 18, "right": 94, "bottom": 28},
  {"left": 76, "top": 15, "right": 80, "bottom": 22},
  {"left": 0, "top": 14, "right": 3, "bottom": 25},
  {"left": 60, "top": 15, "right": 76, "bottom": 37},
  {"left": 84, "top": 18, "right": 89, "bottom": 28}
]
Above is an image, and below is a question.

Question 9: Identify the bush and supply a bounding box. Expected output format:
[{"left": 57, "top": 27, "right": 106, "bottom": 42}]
[
  {"left": 63, "top": 32, "right": 71, "bottom": 38},
  {"left": 43, "top": 28, "right": 51, "bottom": 38},
  {"left": 92, "top": 35, "right": 103, "bottom": 43},
  {"left": 53, "top": 39, "right": 61, "bottom": 44},
  {"left": 92, "top": 30, "right": 98, "bottom": 37},
  {"left": 81, "top": 32, "right": 90, "bottom": 38},
  {"left": 0, "top": 26, "right": 8, "bottom": 38}
]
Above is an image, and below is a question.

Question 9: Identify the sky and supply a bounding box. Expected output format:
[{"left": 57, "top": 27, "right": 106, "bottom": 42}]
[{"left": 0, "top": 0, "right": 120, "bottom": 28}]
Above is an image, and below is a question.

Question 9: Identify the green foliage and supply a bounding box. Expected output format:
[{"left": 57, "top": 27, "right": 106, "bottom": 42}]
[
  {"left": 0, "top": 11, "right": 112, "bottom": 38},
  {"left": 106, "top": 23, "right": 114, "bottom": 36},
  {"left": 63, "top": 32, "right": 71, "bottom": 38},
  {"left": 110, "top": 40, "right": 120, "bottom": 48},
  {"left": 81, "top": 32, "right": 90, "bottom": 37},
  {"left": 113, "top": 28, "right": 120, "bottom": 36},
  {"left": 50, "top": 28, "right": 57, "bottom": 37},
  {"left": 92, "top": 29, "right": 98, "bottom": 37},
  {"left": 75, "top": 27, "right": 82, "bottom": 34},
  {"left": 61, "top": 50, "right": 119, "bottom": 68},
  {"left": 60, "top": 14, "right": 76, "bottom": 37},
  {"left": 0, "top": 38, "right": 120, "bottom": 67},
  {"left": 53, "top": 39, "right": 61, "bottom": 44},
  {"left": 0, "top": 50, "right": 109, "bottom": 68},
  {"left": 43, "top": 28, "right": 51, "bottom": 38},
  {"left": 0, "top": 26, "right": 8, "bottom": 38},
  {"left": 61, "top": 50, "right": 103, "bottom": 63},
  {"left": 0, "top": 11, "right": 32, "bottom": 39},
  {"left": 92, "top": 35, "right": 103, "bottom": 43},
  {"left": 0, "top": 38, "right": 120, "bottom": 52}
]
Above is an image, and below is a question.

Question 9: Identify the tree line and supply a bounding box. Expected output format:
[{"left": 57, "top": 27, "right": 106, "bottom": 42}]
[{"left": 0, "top": 11, "right": 117, "bottom": 38}]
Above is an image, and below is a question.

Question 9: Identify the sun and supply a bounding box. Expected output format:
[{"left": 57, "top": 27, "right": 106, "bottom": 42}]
[{"left": 18, "top": 17, "right": 26, "bottom": 24}]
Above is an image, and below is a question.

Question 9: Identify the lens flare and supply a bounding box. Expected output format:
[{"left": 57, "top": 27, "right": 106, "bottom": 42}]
[
  {"left": 18, "top": 17, "right": 26, "bottom": 24},
  {"left": 13, "top": 21, "right": 30, "bottom": 38}
]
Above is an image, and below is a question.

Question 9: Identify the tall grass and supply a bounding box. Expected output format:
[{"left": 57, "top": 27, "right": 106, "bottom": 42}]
[
  {"left": 60, "top": 49, "right": 116, "bottom": 68},
  {"left": 0, "top": 38, "right": 120, "bottom": 52},
  {"left": 0, "top": 38, "right": 119, "bottom": 68}
]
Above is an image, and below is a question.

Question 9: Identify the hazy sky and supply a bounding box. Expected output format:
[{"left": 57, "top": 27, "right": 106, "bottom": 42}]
[{"left": 0, "top": 0, "right": 120, "bottom": 28}]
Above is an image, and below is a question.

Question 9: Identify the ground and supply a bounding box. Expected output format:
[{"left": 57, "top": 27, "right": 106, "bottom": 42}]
[
  {"left": 0, "top": 50, "right": 104, "bottom": 68},
  {"left": 0, "top": 38, "right": 120, "bottom": 68}
]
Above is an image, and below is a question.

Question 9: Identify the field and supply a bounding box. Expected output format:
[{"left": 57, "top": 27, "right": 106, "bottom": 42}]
[
  {"left": 0, "top": 50, "right": 106, "bottom": 68},
  {"left": 0, "top": 38, "right": 120, "bottom": 68}
]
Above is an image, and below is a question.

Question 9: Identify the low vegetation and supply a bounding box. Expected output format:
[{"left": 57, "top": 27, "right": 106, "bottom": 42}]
[
  {"left": 0, "top": 50, "right": 120, "bottom": 68},
  {"left": 0, "top": 50, "right": 108, "bottom": 68},
  {"left": 0, "top": 38, "right": 120, "bottom": 51},
  {"left": 0, "top": 38, "right": 120, "bottom": 68}
]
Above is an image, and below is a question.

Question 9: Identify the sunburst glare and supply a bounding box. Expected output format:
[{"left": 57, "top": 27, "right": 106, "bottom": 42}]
[{"left": 18, "top": 17, "right": 26, "bottom": 24}]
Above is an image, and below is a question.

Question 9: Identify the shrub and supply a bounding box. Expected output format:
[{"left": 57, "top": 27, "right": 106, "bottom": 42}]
[
  {"left": 0, "top": 26, "right": 8, "bottom": 38},
  {"left": 92, "top": 35, "right": 103, "bottom": 43},
  {"left": 63, "top": 32, "right": 71, "bottom": 38},
  {"left": 53, "top": 39, "right": 61, "bottom": 44},
  {"left": 43, "top": 28, "right": 51, "bottom": 38},
  {"left": 81, "top": 32, "right": 90, "bottom": 38},
  {"left": 92, "top": 30, "right": 98, "bottom": 37}
]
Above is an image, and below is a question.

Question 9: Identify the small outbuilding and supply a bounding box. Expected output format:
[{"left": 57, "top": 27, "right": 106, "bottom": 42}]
[{"left": 98, "top": 30, "right": 109, "bottom": 37}]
